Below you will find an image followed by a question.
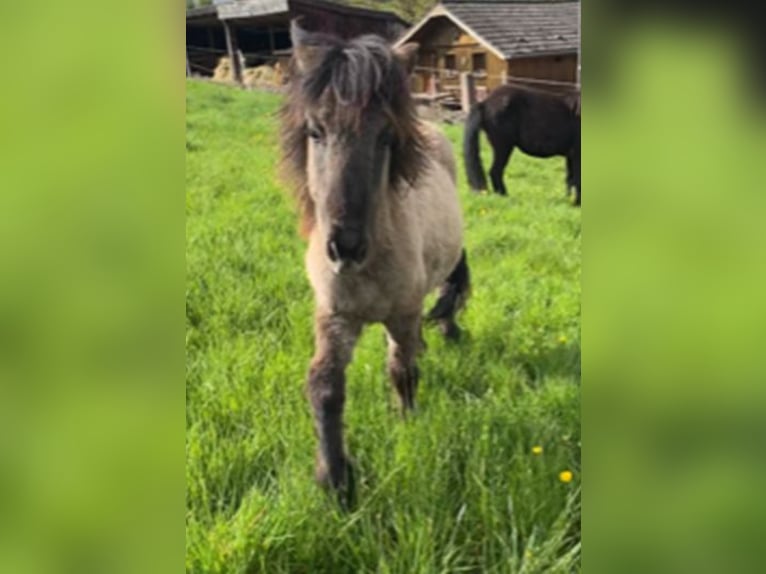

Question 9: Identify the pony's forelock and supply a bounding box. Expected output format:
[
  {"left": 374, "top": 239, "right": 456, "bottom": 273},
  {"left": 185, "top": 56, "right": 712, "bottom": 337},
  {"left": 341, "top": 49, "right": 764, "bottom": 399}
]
[{"left": 279, "top": 32, "right": 427, "bottom": 236}]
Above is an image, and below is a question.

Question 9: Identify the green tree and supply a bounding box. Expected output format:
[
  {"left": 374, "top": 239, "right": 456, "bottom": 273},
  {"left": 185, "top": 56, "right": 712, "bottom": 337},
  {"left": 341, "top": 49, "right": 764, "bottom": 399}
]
[
  {"left": 186, "top": 1, "right": 435, "bottom": 24},
  {"left": 346, "top": 0, "right": 435, "bottom": 23}
]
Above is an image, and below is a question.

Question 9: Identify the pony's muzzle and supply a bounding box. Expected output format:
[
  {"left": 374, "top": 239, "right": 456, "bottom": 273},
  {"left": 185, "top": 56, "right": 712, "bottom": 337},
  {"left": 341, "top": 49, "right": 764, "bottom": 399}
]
[{"left": 327, "top": 227, "right": 368, "bottom": 269}]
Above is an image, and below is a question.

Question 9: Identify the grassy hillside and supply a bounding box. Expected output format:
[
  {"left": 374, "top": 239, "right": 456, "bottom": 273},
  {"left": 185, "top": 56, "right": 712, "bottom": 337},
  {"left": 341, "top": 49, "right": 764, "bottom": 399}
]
[{"left": 186, "top": 80, "right": 580, "bottom": 573}]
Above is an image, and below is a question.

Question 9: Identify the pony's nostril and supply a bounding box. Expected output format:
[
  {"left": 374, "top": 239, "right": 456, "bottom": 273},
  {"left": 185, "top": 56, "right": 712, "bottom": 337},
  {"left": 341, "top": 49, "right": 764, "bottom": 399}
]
[
  {"left": 336, "top": 229, "right": 359, "bottom": 251},
  {"left": 327, "top": 240, "right": 341, "bottom": 262},
  {"left": 357, "top": 241, "right": 368, "bottom": 261},
  {"left": 328, "top": 228, "right": 367, "bottom": 263}
]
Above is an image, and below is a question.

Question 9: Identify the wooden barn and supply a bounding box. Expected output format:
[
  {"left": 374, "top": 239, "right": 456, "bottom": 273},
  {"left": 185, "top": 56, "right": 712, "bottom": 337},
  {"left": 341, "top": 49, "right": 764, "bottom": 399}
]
[
  {"left": 396, "top": 0, "right": 580, "bottom": 101},
  {"left": 186, "top": 0, "right": 409, "bottom": 82},
  {"left": 187, "top": 4, "right": 227, "bottom": 78}
]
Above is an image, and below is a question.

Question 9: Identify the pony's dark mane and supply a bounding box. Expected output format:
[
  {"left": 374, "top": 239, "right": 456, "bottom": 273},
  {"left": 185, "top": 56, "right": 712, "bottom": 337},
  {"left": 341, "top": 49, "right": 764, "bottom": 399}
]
[{"left": 280, "top": 32, "right": 426, "bottom": 237}]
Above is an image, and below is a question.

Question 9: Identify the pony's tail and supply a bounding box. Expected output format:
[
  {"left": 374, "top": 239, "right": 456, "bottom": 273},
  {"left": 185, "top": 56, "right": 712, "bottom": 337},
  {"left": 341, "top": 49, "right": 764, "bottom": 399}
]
[
  {"left": 463, "top": 103, "right": 487, "bottom": 192},
  {"left": 426, "top": 249, "right": 471, "bottom": 340}
]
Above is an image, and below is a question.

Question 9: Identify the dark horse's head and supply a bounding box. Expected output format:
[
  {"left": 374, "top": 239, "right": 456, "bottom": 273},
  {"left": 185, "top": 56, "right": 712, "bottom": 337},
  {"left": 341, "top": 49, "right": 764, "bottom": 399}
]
[{"left": 280, "top": 21, "right": 425, "bottom": 272}]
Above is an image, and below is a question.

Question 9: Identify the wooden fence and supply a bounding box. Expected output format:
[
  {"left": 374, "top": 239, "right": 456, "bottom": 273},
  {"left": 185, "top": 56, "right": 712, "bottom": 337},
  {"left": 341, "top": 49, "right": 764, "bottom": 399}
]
[
  {"left": 186, "top": 53, "right": 581, "bottom": 113},
  {"left": 411, "top": 65, "right": 581, "bottom": 112}
]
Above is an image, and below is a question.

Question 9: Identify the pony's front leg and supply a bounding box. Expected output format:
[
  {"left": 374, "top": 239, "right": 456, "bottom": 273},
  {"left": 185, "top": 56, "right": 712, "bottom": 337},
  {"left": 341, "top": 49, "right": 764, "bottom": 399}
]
[
  {"left": 307, "top": 313, "right": 361, "bottom": 493},
  {"left": 490, "top": 145, "right": 513, "bottom": 196},
  {"left": 567, "top": 148, "right": 581, "bottom": 206},
  {"left": 566, "top": 154, "right": 575, "bottom": 196},
  {"left": 385, "top": 313, "right": 423, "bottom": 413}
]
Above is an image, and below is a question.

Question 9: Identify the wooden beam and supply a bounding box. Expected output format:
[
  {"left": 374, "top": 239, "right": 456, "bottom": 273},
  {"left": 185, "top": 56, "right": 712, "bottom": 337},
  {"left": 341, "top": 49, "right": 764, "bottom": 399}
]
[
  {"left": 223, "top": 20, "right": 243, "bottom": 84},
  {"left": 218, "top": 0, "right": 289, "bottom": 20},
  {"left": 576, "top": 2, "right": 581, "bottom": 86},
  {"left": 268, "top": 26, "right": 275, "bottom": 54},
  {"left": 419, "top": 43, "right": 481, "bottom": 50}
]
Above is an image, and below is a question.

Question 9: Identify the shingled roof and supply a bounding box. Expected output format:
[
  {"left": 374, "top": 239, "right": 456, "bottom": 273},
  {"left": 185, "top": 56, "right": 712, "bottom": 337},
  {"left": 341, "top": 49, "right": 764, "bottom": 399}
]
[
  {"left": 398, "top": 1, "right": 580, "bottom": 60},
  {"left": 197, "top": 0, "right": 408, "bottom": 26}
]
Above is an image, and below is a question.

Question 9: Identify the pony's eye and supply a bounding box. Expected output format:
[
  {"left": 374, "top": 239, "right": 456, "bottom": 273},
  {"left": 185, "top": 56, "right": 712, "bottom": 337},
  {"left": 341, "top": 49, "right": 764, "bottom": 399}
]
[
  {"left": 379, "top": 129, "right": 395, "bottom": 146},
  {"left": 307, "top": 125, "right": 325, "bottom": 142}
]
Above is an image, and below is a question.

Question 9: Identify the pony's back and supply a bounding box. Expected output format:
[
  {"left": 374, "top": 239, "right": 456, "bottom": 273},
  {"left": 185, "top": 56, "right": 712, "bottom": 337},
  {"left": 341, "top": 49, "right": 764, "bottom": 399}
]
[{"left": 484, "top": 85, "right": 576, "bottom": 130}]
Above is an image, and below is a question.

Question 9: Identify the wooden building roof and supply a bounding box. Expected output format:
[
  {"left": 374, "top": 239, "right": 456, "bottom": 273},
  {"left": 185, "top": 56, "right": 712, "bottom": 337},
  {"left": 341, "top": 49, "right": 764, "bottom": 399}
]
[
  {"left": 186, "top": 5, "right": 219, "bottom": 22},
  {"left": 397, "top": 1, "right": 580, "bottom": 60},
  {"left": 191, "top": 0, "right": 407, "bottom": 27}
]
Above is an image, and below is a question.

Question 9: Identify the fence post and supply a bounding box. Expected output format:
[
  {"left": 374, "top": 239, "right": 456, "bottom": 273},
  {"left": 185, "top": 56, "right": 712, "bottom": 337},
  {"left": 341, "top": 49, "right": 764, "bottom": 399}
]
[
  {"left": 223, "top": 20, "right": 243, "bottom": 85},
  {"left": 427, "top": 72, "right": 437, "bottom": 95},
  {"left": 460, "top": 72, "right": 476, "bottom": 112}
]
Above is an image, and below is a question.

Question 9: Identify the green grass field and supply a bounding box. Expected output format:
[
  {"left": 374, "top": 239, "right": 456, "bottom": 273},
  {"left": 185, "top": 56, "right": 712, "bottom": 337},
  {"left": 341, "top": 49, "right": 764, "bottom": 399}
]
[{"left": 186, "top": 80, "right": 581, "bottom": 574}]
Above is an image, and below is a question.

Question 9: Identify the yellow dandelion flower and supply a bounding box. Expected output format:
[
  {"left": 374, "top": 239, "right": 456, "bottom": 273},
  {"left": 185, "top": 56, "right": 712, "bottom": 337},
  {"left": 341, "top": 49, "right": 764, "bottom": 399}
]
[
  {"left": 531, "top": 445, "right": 543, "bottom": 455},
  {"left": 525, "top": 550, "right": 533, "bottom": 560},
  {"left": 559, "top": 470, "right": 573, "bottom": 483},
  {"left": 558, "top": 334, "right": 568, "bottom": 344}
]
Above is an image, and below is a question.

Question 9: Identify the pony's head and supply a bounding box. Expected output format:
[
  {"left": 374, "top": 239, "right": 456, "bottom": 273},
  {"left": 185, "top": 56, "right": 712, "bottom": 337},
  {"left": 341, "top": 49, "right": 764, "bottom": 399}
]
[{"left": 280, "top": 20, "right": 425, "bottom": 272}]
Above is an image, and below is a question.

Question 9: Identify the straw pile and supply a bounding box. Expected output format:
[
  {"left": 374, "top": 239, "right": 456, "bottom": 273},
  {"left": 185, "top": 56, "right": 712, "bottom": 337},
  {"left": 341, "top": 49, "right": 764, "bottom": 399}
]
[
  {"left": 212, "top": 57, "right": 233, "bottom": 83},
  {"left": 242, "top": 62, "right": 285, "bottom": 89}
]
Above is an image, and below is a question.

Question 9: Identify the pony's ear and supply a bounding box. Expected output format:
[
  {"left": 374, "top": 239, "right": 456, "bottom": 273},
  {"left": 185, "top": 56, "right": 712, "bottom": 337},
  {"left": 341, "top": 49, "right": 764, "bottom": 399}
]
[
  {"left": 394, "top": 42, "right": 419, "bottom": 74},
  {"left": 290, "top": 18, "right": 324, "bottom": 74},
  {"left": 564, "top": 93, "right": 581, "bottom": 116},
  {"left": 290, "top": 18, "right": 310, "bottom": 48}
]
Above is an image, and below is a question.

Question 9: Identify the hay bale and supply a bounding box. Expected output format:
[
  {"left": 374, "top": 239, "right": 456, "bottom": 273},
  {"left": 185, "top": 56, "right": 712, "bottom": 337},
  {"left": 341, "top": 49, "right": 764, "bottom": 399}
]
[
  {"left": 213, "top": 57, "right": 233, "bottom": 83},
  {"left": 242, "top": 66, "right": 265, "bottom": 88},
  {"left": 213, "top": 52, "right": 246, "bottom": 83},
  {"left": 242, "top": 63, "right": 285, "bottom": 89},
  {"left": 273, "top": 61, "right": 285, "bottom": 85}
]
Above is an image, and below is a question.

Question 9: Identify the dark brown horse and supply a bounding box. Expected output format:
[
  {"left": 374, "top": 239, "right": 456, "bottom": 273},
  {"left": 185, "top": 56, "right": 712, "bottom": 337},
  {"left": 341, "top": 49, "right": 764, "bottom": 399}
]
[{"left": 463, "top": 84, "right": 581, "bottom": 205}]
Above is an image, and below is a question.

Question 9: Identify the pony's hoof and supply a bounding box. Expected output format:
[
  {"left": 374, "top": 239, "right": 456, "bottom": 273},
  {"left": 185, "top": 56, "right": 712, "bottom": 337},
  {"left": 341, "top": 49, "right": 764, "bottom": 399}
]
[
  {"left": 315, "top": 458, "right": 356, "bottom": 510},
  {"left": 399, "top": 403, "right": 418, "bottom": 420},
  {"left": 439, "top": 320, "right": 462, "bottom": 341}
]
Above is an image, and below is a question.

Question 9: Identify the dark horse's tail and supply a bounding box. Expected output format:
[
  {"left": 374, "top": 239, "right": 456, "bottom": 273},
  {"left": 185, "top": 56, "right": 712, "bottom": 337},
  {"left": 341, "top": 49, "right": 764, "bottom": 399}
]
[
  {"left": 463, "top": 103, "right": 487, "bottom": 192},
  {"left": 426, "top": 249, "right": 471, "bottom": 340}
]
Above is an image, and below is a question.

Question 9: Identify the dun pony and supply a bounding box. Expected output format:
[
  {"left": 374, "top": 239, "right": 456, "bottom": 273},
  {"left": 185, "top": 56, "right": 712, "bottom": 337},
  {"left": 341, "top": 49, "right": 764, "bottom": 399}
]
[{"left": 280, "top": 21, "right": 470, "bottom": 503}]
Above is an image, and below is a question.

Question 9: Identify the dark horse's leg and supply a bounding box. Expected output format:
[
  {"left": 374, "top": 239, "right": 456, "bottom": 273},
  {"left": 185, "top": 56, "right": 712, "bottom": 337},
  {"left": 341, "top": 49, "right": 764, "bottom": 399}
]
[
  {"left": 385, "top": 313, "right": 423, "bottom": 412},
  {"left": 567, "top": 148, "right": 581, "bottom": 206},
  {"left": 489, "top": 144, "right": 513, "bottom": 196},
  {"left": 307, "top": 313, "right": 361, "bottom": 501},
  {"left": 426, "top": 249, "right": 471, "bottom": 340}
]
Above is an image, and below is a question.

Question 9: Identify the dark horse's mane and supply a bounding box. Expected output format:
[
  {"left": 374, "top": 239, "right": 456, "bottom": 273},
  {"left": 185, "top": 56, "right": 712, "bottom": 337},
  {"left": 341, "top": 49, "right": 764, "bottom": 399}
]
[{"left": 280, "top": 31, "right": 426, "bottom": 237}]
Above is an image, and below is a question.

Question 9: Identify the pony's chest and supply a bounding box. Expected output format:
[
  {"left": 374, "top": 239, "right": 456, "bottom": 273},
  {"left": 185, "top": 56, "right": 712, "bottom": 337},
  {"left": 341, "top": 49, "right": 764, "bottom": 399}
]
[
  {"left": 305, "top": 234, "right": 427, "bottom": 321},
  {"left": 330, "top": 275, "right": 393, "bottom": 320},
  {"left": 306, "top": 259, "right": 421, "bottom": 322}
]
